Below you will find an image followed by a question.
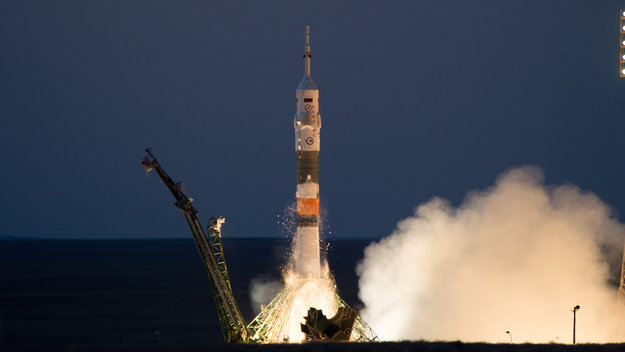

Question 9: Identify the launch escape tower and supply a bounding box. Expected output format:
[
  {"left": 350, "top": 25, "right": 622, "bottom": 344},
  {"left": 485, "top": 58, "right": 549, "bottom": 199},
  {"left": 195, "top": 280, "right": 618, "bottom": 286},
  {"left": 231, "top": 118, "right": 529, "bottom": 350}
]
[{"left": 142, "top": 26, "right": 377, "bottom": 343}]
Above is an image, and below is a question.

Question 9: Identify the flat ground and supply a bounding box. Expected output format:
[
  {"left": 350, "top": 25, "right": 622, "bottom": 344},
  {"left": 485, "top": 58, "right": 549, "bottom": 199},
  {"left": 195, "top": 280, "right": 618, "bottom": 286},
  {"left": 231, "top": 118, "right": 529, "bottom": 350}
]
[
  {"left": 3, "top": 239, "right": 619, "bottom": 351},
  {"left": 2, "top": 341, "right": 625, "bottom": 352}
]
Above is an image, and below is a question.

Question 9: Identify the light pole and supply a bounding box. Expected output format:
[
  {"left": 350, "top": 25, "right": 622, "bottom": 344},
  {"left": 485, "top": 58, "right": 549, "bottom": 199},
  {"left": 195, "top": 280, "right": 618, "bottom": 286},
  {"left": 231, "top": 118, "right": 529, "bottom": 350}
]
[
  {"left": 506, "top": 330, "right": 512, "bottom": 343},
  {"left": 572, "top": 305, "right": 580, "bottom": 344}
]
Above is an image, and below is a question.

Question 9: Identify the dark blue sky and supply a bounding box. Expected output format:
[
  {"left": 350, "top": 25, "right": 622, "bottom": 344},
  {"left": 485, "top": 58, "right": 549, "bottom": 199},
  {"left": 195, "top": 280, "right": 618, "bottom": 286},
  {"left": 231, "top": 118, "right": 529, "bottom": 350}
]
[{"left": 2, "top": 1, "right": 625, "bottom": 239}]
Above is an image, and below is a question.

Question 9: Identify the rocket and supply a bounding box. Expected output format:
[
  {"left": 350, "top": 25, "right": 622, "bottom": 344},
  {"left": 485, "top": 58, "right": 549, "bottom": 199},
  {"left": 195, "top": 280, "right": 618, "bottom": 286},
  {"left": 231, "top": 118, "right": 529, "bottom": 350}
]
[{"left": 293, "top": 25, "right": 321, "bottom": 279}]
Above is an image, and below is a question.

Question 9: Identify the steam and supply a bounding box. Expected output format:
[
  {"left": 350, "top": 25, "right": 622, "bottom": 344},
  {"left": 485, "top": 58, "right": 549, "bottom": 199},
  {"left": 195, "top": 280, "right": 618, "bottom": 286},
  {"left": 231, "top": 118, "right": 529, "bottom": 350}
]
[
  {"left": 250, "top": 277, "right": 282, "bottom": 315},
  {"left": 357, "top": 166, "right": 625, "bottom": 343}
]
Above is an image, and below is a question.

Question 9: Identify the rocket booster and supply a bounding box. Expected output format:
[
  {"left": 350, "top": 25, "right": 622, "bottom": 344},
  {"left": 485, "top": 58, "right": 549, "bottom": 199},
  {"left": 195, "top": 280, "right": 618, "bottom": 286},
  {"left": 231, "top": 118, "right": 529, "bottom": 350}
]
[{"left": 293, "top": 25, "right": 321, "bottom": 278}]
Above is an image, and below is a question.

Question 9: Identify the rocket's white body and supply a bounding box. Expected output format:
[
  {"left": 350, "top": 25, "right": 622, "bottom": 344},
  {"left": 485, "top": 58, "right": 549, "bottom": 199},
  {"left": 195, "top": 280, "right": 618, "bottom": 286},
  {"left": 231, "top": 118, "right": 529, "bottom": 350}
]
[{"left": 293, "top": 26, "right": 322, "bottom": 279}]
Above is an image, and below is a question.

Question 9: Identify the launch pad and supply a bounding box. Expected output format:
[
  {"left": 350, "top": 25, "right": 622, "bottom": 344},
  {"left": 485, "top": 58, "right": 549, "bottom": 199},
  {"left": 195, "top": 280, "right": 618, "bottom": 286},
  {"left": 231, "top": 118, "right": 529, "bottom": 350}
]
[
  {"left": 142, "top": 149, "right": 377, "bottom": 343},
  {"left": 247, "top": 277, "right": 376, "bottom": 342}
]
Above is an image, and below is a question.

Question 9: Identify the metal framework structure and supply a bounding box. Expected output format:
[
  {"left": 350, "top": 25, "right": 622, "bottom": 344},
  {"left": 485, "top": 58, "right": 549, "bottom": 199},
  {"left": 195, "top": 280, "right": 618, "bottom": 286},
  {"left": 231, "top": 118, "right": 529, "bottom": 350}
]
[
  {"left": 618, "top": 242, "right": 625, "bottom": 308},
  {"left": 142, "top": 148, "right": 377, "bottom": 343},
  {"left": 141, "top": 149, "right": 248, "bottom": 342},
  {"left": 246, "top": 284, "right": 379, "bottom": 343},
  {"left": 620, "top": 10, "right": 625, "bottom": 77},
  {"left": 336, "top": 295, "right": 378, "bottom": 342},
  {"left": 247, "top": 285, "right": 298, "bottom": 342}
]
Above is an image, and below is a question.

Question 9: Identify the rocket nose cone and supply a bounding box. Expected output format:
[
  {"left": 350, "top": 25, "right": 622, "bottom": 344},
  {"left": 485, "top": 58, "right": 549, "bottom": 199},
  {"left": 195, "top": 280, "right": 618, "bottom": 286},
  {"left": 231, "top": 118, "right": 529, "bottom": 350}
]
[{"left": 297, "top": 75, "right": 318, "bottom": 90}]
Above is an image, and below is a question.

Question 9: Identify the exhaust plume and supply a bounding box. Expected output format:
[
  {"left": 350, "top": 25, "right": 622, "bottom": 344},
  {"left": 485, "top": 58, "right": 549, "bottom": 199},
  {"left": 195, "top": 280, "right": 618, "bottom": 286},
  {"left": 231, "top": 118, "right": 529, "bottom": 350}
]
[{"left": 357, "top": 166, "right": 625, "bottom": 343}]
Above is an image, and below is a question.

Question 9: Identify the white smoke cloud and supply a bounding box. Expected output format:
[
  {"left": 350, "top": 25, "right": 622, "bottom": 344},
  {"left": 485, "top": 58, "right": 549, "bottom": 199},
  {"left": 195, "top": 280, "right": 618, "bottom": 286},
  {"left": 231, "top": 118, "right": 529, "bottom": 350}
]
[
  {"left": 357, "top": 166, "right": 625, "bottom": 343},
  {"left": 250, "top": 277, "right": 282, "bottom": 315}
]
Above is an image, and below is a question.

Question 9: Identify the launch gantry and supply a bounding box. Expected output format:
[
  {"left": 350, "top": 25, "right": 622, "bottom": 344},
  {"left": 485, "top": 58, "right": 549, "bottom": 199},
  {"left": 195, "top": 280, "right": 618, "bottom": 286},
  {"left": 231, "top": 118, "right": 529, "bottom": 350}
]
[
  {"left": 141, "top": 149, "right": 247, "bottom": 342},
  {"left": 142, "top": 149, "right": 377, "bottom": 343},
  {"left": 618, "top": 242, "right": 625, "bottom": 307},
  {"left": 615, "top": 10, "right": 625, "bottom": 309},
  {"left": 619, "top": 9, "right": 625, "bottom": 77}
]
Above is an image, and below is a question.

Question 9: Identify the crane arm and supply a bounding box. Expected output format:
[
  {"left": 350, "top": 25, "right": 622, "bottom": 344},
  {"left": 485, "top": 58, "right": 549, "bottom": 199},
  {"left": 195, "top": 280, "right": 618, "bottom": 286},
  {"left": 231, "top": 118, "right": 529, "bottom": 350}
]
[{"left": 141, "top": 148, "right": 248, "bottom": 342}]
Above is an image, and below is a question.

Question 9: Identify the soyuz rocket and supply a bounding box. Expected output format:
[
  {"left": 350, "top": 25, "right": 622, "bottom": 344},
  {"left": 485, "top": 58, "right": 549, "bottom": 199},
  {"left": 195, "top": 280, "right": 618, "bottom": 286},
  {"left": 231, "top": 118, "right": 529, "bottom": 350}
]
[{"left": 293, "top": 25, "right": 321, "bottom": 279}]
